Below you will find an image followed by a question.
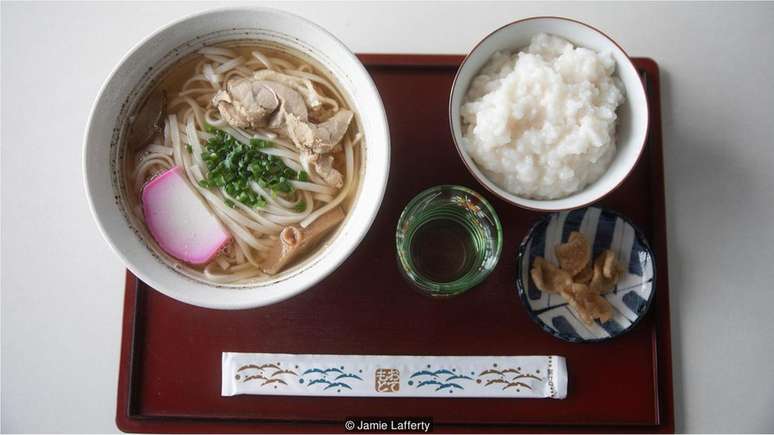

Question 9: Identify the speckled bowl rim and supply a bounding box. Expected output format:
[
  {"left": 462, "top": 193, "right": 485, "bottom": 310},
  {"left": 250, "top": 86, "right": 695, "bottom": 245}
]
[{"left": 514, "top": 206, "right": 657, "bottom": 343}]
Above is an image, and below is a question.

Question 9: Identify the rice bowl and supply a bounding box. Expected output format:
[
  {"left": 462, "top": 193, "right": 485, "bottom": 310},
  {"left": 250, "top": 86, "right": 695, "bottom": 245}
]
[
  {"left": 449, "top": 17, "right": 649, "bottom": 211},
  {"left": 461, "top": 33, "right": 625, "bottom": 200}
]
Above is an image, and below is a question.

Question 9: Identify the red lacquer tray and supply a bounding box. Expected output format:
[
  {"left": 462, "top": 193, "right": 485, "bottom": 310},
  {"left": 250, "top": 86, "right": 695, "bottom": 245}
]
[{"left": 116, "top": 55, "right": 673, "bottom": 433}]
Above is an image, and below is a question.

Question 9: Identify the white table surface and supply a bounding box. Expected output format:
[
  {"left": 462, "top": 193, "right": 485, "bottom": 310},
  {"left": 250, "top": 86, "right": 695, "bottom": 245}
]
[{"left": 2, "top": 1, "right": 773, "bottom": 433}]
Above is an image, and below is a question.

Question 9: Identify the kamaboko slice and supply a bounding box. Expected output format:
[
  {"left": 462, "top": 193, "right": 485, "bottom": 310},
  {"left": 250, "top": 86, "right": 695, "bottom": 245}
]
[{"left": 142, "top": 166, "right": 230, "bottom": 264}]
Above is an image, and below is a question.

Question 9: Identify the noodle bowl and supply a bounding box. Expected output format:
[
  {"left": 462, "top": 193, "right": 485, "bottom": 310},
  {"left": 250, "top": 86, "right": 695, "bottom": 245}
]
[{"left": 84, "top": 8, "right": 389, "bottom": 309}]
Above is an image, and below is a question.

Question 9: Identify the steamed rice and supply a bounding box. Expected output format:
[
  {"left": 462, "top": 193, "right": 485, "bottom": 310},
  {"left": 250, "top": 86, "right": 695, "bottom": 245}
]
[{"left": 461, "top": 33, "right": 625, "bottom": 200}]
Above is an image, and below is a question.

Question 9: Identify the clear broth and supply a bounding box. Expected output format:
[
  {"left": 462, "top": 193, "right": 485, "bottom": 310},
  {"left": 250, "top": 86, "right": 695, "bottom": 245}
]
[{"left": 122, "top": 42, "right": 363, "bottom": 284}]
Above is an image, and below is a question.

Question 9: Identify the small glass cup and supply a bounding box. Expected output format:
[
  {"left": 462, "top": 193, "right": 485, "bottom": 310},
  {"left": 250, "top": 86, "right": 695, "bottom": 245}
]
[{"left": 396, "top": 185, "right": 503, "bottom": 297}]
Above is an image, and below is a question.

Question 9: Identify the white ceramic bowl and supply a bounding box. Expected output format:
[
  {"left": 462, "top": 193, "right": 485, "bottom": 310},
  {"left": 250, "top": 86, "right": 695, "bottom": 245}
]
[
  {"left": 449, "top": 17, "right": 648, "bottom": 211},
  {"left": 83, "top": 7, "right": 390, "bottom": 309}
]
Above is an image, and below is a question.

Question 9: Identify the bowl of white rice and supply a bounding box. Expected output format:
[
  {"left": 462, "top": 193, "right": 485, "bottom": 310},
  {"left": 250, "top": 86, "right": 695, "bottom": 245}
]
[{"left": 449, "top": 17, "right": 648, "bottom": 211}]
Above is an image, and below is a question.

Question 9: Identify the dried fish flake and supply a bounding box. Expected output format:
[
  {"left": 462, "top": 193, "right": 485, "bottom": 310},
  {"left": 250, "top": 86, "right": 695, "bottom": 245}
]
[
  {"left": 530, "top": 256, "right": 573, "bottom": 294},
  {"left": 554, "top": 231, "right": 591, "bottom": 276}
]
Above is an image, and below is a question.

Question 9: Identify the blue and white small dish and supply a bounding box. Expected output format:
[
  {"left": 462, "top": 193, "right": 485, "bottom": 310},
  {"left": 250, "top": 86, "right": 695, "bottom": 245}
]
[{"left": 516, "top": 207, "right": 655, "bottom": 343}]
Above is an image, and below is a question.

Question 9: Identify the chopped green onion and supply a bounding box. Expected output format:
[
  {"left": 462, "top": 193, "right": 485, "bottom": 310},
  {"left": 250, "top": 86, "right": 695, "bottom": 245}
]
[
  {"left": 249, "top": 138, "right": 270, "bottom": 148},
  {"left": 294, "top": 200, "right": 306, "bottom": 212},
  {"left": 201, "top": 127, "right": 296, "bottom": 209}
]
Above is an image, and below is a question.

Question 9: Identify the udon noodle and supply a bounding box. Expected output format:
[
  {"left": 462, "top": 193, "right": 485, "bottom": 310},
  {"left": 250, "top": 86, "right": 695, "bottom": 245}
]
[{"left": 126, "top": 44, "right": 362, "bottom": 284}]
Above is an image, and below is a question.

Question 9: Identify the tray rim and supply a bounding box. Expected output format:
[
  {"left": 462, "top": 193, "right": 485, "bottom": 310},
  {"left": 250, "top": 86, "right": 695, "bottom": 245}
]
[{"left": 115, "top": 54, "right": 674, "bottom": 433}]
